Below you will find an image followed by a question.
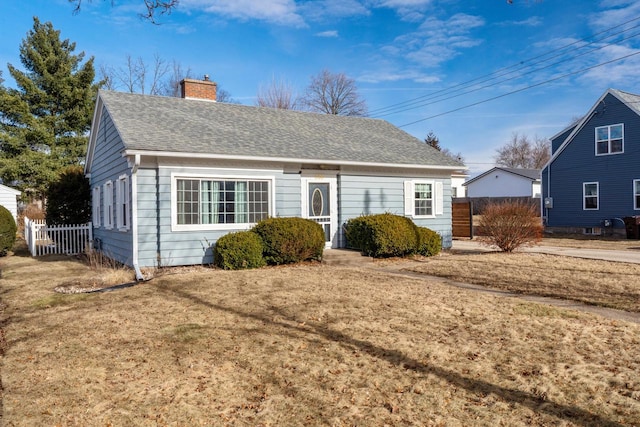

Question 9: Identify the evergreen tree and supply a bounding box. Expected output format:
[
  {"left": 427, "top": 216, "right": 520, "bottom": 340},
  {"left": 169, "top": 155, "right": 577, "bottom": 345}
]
[
  {"left": 0, "top": 17, "right": 99, "bottom": 199},
  {"left": 424, "top": 131, "right": 441, "bottom": 150}
]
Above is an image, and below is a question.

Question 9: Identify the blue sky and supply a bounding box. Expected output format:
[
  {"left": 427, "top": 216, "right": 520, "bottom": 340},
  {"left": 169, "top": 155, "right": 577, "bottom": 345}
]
[{"left": 2, "top": 0, "right": 640, "bottom": 174}]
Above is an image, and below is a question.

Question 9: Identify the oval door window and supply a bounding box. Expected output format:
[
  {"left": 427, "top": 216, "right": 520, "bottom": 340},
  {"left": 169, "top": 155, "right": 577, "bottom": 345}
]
[{"left": 311, "top": 188, "right": 324, "bottom": 216}]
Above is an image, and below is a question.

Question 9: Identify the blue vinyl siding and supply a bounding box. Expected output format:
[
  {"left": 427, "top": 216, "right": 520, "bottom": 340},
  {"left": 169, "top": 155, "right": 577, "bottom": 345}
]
[
  {"left": 135, "top": 166, "right": 300, "bottom": 267},
  {"left": 339, "top": 174, "right": 453, "bottom": 248},
  {"left": 89, "top": 106, "right": 134, "bottom": 266},
  {"left": 543, "top": 93, "right": 640, "bottom": 229}
]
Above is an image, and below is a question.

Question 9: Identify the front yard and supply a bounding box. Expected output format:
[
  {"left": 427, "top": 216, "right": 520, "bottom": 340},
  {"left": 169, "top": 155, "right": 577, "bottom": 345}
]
[{"left": 0, "top": 245, "right": 639, "bottom": 426}]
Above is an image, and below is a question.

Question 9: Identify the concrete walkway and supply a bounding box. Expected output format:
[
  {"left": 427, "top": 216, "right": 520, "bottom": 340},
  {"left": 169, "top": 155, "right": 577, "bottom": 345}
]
[
  {"left": 338, "top": 241, "right": 640, "bottom": 325},
  {"left": 451, "top": 239, "right": 640, "bottom": 264}
]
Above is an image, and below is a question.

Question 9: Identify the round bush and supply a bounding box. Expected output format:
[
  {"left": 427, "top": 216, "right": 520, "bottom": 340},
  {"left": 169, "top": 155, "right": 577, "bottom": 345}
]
[
  {"left": 344, "top": 213, "right": 418, "bottom": 258},
  {"left": 252, "top": 217, "right": 325, "bottom": 265},
  {"left": 416, "top": 227, "right": 441, "bottom": 257},
  {"left": 0, "top": 205, "right": 17, "bottom": 257},
  {"left": 213, "top": 231, "right": 265, "bottom": 270}
]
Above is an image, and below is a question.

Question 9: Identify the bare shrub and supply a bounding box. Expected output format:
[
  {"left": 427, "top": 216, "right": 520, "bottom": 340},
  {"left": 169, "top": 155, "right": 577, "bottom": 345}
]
[{"left": 477, "top": 201, "right": 543, "bottom": 252}]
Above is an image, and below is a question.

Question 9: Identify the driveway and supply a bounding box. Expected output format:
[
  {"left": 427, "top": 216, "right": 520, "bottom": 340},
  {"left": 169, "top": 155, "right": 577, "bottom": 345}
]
[{"left": 451, "top": 239, "right": 640, "bottom": 264}]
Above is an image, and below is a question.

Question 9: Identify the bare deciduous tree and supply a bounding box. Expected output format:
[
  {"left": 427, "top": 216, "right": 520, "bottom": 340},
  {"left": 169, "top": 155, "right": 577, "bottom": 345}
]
[
  {"left": 256, "top": 77, "right": 299, "bottom": 109},
  {"left": 100, "top": 54, "right": 169, "bottom": 95},
  {"left": 301, "top": 69, "right": 367, "bottom": 116},
  {"left": 70, "top": 0, "right": 179, "bottom": 24},
  {"left": 161, "top": 60, "right": 192, "bottom": 97},
  {"left": 494, "top": 133, "right": 550, "bottom": 169}
]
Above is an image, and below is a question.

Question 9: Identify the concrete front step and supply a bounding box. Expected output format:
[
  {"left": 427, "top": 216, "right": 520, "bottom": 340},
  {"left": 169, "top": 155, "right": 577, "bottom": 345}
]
[{"left": 322, "top": 249, "right": 373, "bottom": 266}]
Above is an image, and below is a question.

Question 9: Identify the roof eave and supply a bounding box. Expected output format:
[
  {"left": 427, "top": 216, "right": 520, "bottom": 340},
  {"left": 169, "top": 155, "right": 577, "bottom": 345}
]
[{"left": 123, "top": 149, "right": 467, "bottom": 171}]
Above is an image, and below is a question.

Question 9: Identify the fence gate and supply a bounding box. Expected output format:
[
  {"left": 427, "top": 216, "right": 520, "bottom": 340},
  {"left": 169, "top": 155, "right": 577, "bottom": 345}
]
[
  {"left": 452, "top": 201, "right": 473, "bottom": 238},
  {"left": 24, "top": 217, "right": 93, "bottom": 257}
]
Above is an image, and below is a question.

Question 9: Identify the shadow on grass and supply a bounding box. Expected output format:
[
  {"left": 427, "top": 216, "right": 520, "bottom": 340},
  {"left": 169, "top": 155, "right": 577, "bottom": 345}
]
[{"left": 156, "top": 283, "right": 625, "bottom": 427}]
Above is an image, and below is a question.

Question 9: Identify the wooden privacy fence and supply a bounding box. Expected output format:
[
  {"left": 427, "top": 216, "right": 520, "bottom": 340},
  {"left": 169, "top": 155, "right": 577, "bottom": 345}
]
[
  {"left": 452, "top": 200, "right": 473, "bottom": 238},
  {"left": 24, "top": 217, "right": 93, "bottom": 257}
]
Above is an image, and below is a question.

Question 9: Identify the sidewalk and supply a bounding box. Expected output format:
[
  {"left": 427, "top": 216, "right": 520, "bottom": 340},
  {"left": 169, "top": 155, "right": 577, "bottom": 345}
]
[{"left": 451, "top": 239, "right": 640, "bottom": 264}]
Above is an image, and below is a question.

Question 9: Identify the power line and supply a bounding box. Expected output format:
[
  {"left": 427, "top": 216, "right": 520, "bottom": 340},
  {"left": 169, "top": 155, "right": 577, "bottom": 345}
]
[
  {"left": 369, "top": 15, "right": 640, "bottom": 118},
  {"left": 378, "top": 27, "right": 640, "bottom": 118},
  {"left": 398, "top": 49, "right": 640, "bottom": 127}
]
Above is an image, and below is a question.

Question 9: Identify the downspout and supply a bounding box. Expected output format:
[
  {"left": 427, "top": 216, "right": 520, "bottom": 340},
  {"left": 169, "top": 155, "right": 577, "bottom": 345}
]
[{"left": 130, "top": 154, "right": 145, "bottom": 281}]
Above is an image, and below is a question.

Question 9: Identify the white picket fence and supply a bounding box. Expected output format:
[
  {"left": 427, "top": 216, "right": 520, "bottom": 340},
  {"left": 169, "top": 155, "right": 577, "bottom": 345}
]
[{"left": 24, "top": 217, "right": 93, "bottom": 257}]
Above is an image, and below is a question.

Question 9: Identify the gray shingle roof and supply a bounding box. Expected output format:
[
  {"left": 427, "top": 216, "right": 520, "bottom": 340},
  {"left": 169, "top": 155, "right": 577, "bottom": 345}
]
[{"left": 97, "top": 90, "right": 463, "bottom": 168}]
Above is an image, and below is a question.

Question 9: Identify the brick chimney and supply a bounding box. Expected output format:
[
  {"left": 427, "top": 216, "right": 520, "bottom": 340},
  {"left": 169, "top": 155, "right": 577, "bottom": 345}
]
[{"left": 180, "top": 75, "right": 217, "bottom": 101}]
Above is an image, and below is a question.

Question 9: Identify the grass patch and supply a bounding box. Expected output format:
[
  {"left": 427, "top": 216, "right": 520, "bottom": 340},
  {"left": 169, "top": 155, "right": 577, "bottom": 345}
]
[{"left": 0, "top": 251, "right": 639, "bottom": 425}]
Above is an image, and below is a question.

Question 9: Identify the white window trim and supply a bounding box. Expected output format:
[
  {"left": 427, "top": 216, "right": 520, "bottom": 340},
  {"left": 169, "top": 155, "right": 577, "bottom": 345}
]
[
  {"left": 103, "top": 180, "right": 114, "bottom": 230},
  {"left": 116, "top": 174, "right": 130, "bottom": 231},
  {"left": 404, "top": 180, "right": 443, "bottom": 218},
  {"left": 92, "top": 186, "right": 101, "bottom": 227},
  {"left": 595, "top": 123, "right": 624, "bottom": 156},
  {"left": 170, "top": 173, "right": 276, "bottom": 232},
  {"left": 634, "top": 179, "right": 640, "bottom": 210},
  {"left": 583, "top": 181, "right": 599, "bottom": 211}
]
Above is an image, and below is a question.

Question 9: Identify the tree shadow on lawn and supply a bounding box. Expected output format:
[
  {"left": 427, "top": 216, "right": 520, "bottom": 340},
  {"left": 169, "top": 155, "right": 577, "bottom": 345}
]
[{"left": 156, "top": 284, "right": 624, "bottom": 427}]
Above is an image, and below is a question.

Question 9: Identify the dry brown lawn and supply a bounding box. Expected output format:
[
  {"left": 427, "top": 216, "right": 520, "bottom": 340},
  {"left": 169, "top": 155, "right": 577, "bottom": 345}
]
[
  {"left": 405, "top": 251, "right": 640, "bottom": 312},
  {"left": 0, "top": 245, "right": 639, "bottom": 426}
]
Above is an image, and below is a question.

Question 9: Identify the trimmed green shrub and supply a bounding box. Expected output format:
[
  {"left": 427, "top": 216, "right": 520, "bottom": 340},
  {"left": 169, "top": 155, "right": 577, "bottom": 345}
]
[
  {"left": 416, "top": 226, "right": 442, "bottom": 257},
  {"left": 252, "top": 217, "right": 324, "bottom": 265},
  {"left": 0, "top": 205, "right": 17, "bottom": 256},
  {"left": 214, "top": 231, "right": 266, "bottom": 270},
  {"left": 344, "top": 213, "right": 418, "bottom": 257}
]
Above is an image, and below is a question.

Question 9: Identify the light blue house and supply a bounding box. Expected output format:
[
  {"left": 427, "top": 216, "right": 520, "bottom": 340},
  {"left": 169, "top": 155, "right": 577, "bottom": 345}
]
[
  {"left": 85, "top": 77, "right": 464, "bottom": 276},
  {"left": 542, "top": 88, "right": 640, "bottom": 235}
]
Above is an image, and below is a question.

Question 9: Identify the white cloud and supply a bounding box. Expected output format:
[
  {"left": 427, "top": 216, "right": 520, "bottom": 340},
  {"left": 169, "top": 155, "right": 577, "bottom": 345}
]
[
  {"left": 358, "top": 70, "right": 440, "bottom": 83},
  {"left": 391, "top": 13, "right": 485, "bottom": 68},
  {"left": 180, "top": 0, "right": 305, "bottom": 26},
  {"left": 315, "top": 30, "right": 339, "bottom": 37},
  {"left": 300, "top": 0, "right": 369, "bottom": 21},
  {"left": 590, "top": 0, "right": 640, "bottom": 30},
  {"left": 499, "top": 16, "right": 543, "bottom": 27}
]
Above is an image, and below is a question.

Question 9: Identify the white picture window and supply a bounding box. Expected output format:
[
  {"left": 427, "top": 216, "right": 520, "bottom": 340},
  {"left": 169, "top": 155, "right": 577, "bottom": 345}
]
[
  {"left": 116, "top": 175, "right": 130, "bottom": 231},
  {"left": 173, "top": 175, "right": 273, "bottom": 230},
  {"left": 103, "top": 181, "right": 113, "bottom": 229},
  {"left": 595, "top": 124, "right": 623, "bottom": 155},
  {"left": 404, "top": 180, "right": 443, "bottom": 218},
  {"left": 634, "top": 179, "right": 640, "bottom": 210},
  {"left": 92, "top": 186, "right": 101, "bottom": 227},
  {"left": 583, "top": 182, "right": 599, "bottom": 210}
]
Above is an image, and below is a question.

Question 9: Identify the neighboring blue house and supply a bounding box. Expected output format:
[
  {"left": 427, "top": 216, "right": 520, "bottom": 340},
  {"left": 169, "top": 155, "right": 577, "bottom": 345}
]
[
  {"left": 85, "top": 77, "right": 464, "bottom": 276},
  {"left": 542, "top": 88, "right": 640, "bottom": 236}
]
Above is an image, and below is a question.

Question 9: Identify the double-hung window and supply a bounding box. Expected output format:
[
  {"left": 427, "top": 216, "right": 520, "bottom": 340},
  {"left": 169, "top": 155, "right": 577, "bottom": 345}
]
[
  {"left": 404, "top": 180, "right": 443, "bottom": 218},
  {"left": 595, "top": 124, "right": 623, "bottom": 155},
  {"left": 583, "top": 182, "right": 599, "bottom": 210},
  {"left": 92, "top": 186, "right": 101, "bottom": 227},
  {"left": 175, "top": 177, "right": 271, "bottom": 228},
  {"left": 634, "top": 180, "right": 640, "bottom": 210},
  {"left": 116, "top": 175, "right": 130, "bottom": 231},
  {"left": 103, "top": 181, "right": 113, "bottom": 229}
]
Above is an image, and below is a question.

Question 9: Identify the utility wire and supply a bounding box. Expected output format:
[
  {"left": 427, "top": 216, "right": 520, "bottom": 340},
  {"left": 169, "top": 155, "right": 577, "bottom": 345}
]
[
  {"left": 398, "top": 49, "right": 640, "bottom": 127},
  {"left": 370, "top": 14, "right": 640, "bottom": 117},
  {"left": 378, "top": 28, "right": 640, "bottom": 118}
]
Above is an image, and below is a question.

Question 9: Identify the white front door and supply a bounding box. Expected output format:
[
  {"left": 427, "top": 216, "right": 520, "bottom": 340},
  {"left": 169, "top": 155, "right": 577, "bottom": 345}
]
[{"left": 301, "top": 174, "right": 338, "bottom": 248}]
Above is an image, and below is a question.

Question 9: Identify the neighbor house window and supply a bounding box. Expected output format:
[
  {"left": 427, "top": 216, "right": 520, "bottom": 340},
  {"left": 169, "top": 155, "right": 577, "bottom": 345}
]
[
  {"left": 583, "top": 182, "right": 599, "bottom": 210},
  {"left": 595, "top": 124, "right": 623, "bottom": 155},
  {"left": 116, "top": 175, "right": 130, "bottom": 231},
  {"left": 635, "top": 180, "right": 640, "bottom": 210},
  {"left": 92, "top": 186, "right": 101, "bottom": 227},
  {"left": 103, "top": 181, "right": 113, "bottom": 229},
  {"left": 175, "top": 178, "right": 270, "bottom": 226},
  {"left": 404, "top": 180, "right": 443, "bottom": 217}
]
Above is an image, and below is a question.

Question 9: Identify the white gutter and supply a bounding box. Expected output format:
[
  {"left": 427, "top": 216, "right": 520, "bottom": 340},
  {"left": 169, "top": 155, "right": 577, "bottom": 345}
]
[
  {"left": 130, "top": 154, "right": 144, "bottom": 281},
  {"left": 123, "top": 149, "right": 467, "bottom": 172}
]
